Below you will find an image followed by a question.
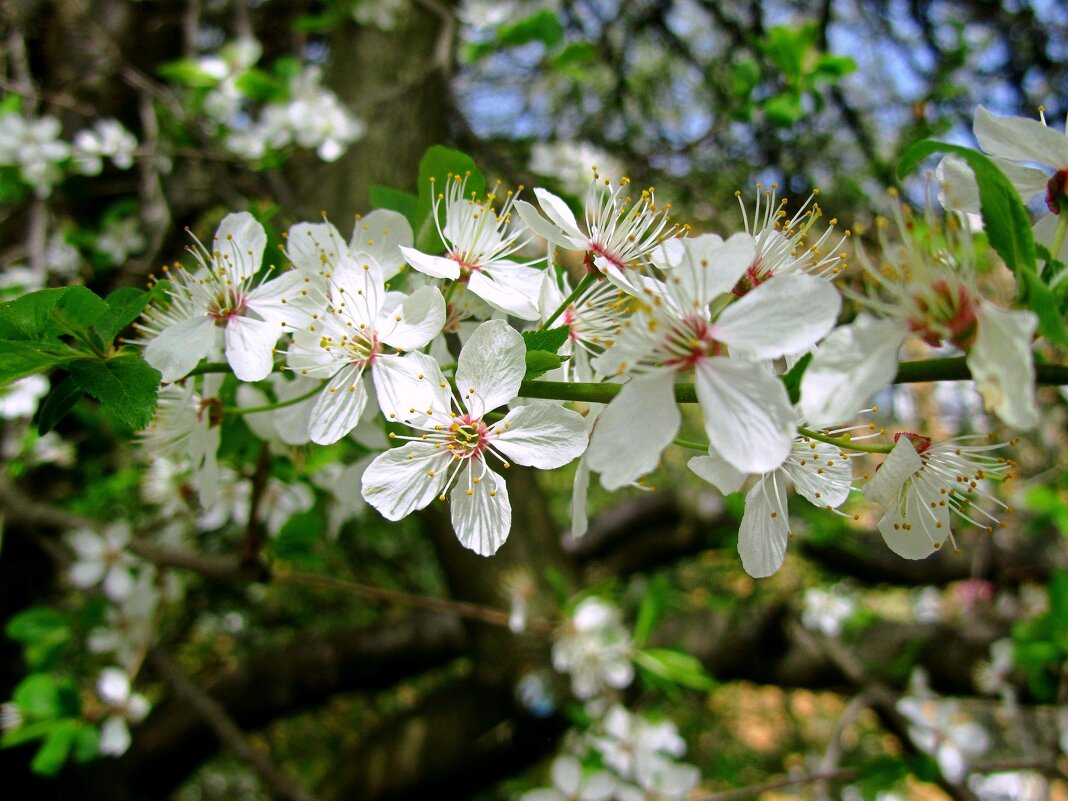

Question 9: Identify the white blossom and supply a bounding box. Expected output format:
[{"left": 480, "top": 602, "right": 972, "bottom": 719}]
[
  {"left": 67, "top": 523, "right": 138, "bottom": 602},
  {"left": 361, "top": 320, "right": 588, "bottom": 555},
  {"left": 96, "top": 667, "right": 151, "bottom": 757},
  {"left": 551, "top": 598, "right": 634, "bottom": 700}
]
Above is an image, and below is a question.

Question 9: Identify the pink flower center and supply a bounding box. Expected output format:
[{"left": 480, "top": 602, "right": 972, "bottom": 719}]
[
  {"left": 446, "top": 414, "right": 490, "bottom": 460},
  {"left": 908, "top": 280, "right": 977, "bottom": 349},
  {"left": 664, "top": 314, "right": 722, "bottom": 369},
  {"left": 731, "top": 259, "right": 773, "bottom": 297},
  {"left": 449, "top": 253, "right": 482, "bottom": 282},
  {"left": 588, "top": 242, "right": 625, "bottom": 271},
  {"left": 208, "top": 289, "right": 248, "bottom": 326}
]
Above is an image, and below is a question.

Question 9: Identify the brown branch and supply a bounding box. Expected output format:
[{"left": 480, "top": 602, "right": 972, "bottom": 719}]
[
  {"left": 151, "top": 648, "right": 321, "bottom": 801},
  {"left": 279, "top": 569, "right": 554, "bottom": 632},
  {"left": 693, "top": 768, "right": 860, "bottom": 801}
]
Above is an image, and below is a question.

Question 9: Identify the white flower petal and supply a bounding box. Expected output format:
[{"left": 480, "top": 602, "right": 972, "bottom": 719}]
[
  {"left": 786, "top": 442, "right": 853, "bottom": 508},
  {"left": 1035, "top": 213, "right": 1068, "bottom": 263},
  {"left": 862, "top": 436, "right": 922, "bottom": 507},
  {"left": 97, "top": 667, "right": 131, "bottom": 705},
  {"left": 104, "top": 566, "right": 135, "bottom": 601},
  {"left": 224, "top": 315, "right": 281, "bottom": 382},
  {"left": 379, "top": 286, "right": 446, "bottom": 351},
  {"left": 455, "top": 319, "right": 525, "bottom": 417},
  {"left": 687, "top": 450, "right": 746, "bottom": 494},
  {"left": 696, "top": 358, "right": 795, "bottom": 474},
  {"left": 587, "top": 373, "right": 679, "bottom": 490},
  {"left": 99, "top": 716, "right": 132, "bottom": 756},
  {"left": 144, "top": 316, "right": 217, "bottom": 383},
  {"left": 974, "top": 105, "right": 1068, "bottom": 169},
  {"left": 515, "top": 198, "right": 577, "bottom": 249},
  {"left": 532, "top": 188, "right": 585, "bottom": 239},
  {"left": 551, "top": 755, "right": 583, "bottom": 795},
  {"left": 371, "top": 352, "right": 445, "bottom": 423},
  {"left": 361, "top": 443, "right": 451, "bottom": 520},
  {"left": 246, "top": 270, "right": 319, "bottom": 326},
  {"left": 800, "top": 315, "right": 907, "bottom": 427},
  {"left": 668, "top": 232, "right": 749, "bottom": 309},
  {"left": 399, "top": 245, "right": 460, "bottom": 279},
  {"left": 349, "top": 209, "right": 413, "bottom": 279},
  {"left": 877, "top": 480, "right": 951, "bottom": 560},
  {"left": 738, "top": 473, "right": 790, "bottom": 578},
  {"left": 286, "top": 220, "right": 347, "bottom": 272},
  {"left": 331, "top": 255, "right": 385, "bottom": 323},
  {"left": 468, "top": 263, "right": 543, "bottom": 320},
  {"left": 214, "top": 212, "right": 266, "bottom": 282},
  {"left": 70, "top": 560, "right": 106, "bottom": 589},
  {"left": 966, "top": 300, "right": 1039, "bottom": 430},
  {"left": 714, "top": 273, "right": 841, "bottom": 359},
  {"left": 494, "top": 403, "right": 588, "bottom": 469},
  {"left": 451, "top": 467, "right": 511, "bottom": 556},
  {"left": 308, "top": 367, "right": 367, "bottom": 444}
]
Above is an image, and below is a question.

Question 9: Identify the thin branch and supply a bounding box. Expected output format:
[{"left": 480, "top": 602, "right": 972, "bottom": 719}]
[
  {"left": 279, "top": 569, "right": 554, "bottom": 632},
  {"left": 151, "top": 649, "right": 322, "bottom": 801},
  {"left": 693, "top": 768, "right": 859, "bottom": 801}
]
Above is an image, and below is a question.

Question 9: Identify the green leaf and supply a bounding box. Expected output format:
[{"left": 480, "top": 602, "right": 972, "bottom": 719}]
[
  {"left": 811, "top": 54, "right": 856, "bottom": 80},
  {"left": 72, "top": 723, "right": 100, "bottom": 763},
  {"left": 95, "top": 284, "right": 167, "bottom": 344},
  {"left": 13, "top": 674, "right": 62, "bottom": 719},
  {"left": 522, "top": 326, "right": 570, "bottom": 355},
  {"left": 524, "top": 350, "right": 563, "bottom": 379},
  {"left": 158, "top": 59, "right": 219, "bottom": 88},
  {"left": 0, "top": 340, "right": 81, "bottom": 386},
  {"left": 30, "top": 719, "right": 78, "bottom": 776},
  {"left": 370, "top": 185, "right": 419, "bottom": 228},
  {"left": 548, "top": 42, "right": 598, "bottom": 71},
  {"left": 633, "top": 575, "right": 669, "bottom": 647},
  {"left": 897, "top": 141, "right": 1035, "bottom": 276},
  {"left": 6, "top": 607, "right": 70, "bottom": 669},
  {"left": 782, "top": 352, "right": 813, "bottom": 405},
  {"left": 763, "top": 91, "right": 804, "bottom": 127},
  {"left": 36, "top": 375, "right": 83, "bottom": 435},
  {"left": 0, "top": 286, "right": 106, "bottom": 341},
  {"left": 1019, "top": 269, "right": 1068, "bottom": 348},
  {"left": 68, "top": 355, "right": 161, "bottom": 430},
  {"left": 235, "top": 68, "right": 286, "bottom": 103},
  {"left": 634, "top": 648, "right": 716, "bottom": 691},
  {"left": 498, "top": 10, "right": 564, "bottom": 48},
  {"left": 270, "top": 508, "right": 324, "bottom": 567},
  {"left": 415, "top": 146, "right": 485, "bottom": 252},
  {"left": 730, "top": 59, "right": 761, "bottom": 98}
]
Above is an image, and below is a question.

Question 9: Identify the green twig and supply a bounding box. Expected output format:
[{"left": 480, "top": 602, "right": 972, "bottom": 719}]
[
  {"left": 539, "top": 271, "right": 598, "bottom": 330},
  {"left": 797, "top": 426, "right": 892, "bottom": 455}
]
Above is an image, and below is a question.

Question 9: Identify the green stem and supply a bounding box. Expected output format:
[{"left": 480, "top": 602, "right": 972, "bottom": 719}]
[
  {"left": 186, "top": 362, "right": 232, "bottom": 377},
  {"left": 539, "top": 272, "right": 598, "bottom": 330},
  {"left": 1049, "top": 212, "right": 1068, "bottom": 274},
  {"left": 223, "top": 381, "right": 324, "bottom": 415},
  {"left": 797, "top": 426, "right": 892, "bottom": 454},
  {"left": 673, "top": 437, "right": 708, "bottom": 451}
]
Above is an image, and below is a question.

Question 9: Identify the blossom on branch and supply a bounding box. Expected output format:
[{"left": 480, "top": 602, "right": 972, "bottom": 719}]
[{"left": 361, "top": 320, "right": 588, "bottom": 555}]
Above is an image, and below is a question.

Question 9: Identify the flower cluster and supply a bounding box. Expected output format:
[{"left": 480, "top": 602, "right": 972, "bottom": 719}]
[{"left": 0, "top": 110, "right": 137, "bottom": 196}]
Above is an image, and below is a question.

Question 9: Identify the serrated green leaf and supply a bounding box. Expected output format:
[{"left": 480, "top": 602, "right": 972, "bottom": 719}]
[
  {"left": 370, "top": 185, "right": 419, "bottom": 228},
  {"left": 30, "top": 719, "right": 77, "bottom": 776},
  {"left": 36, "top": 375, "right": 83, "bottom": 435},
  {"left": 68, "top": 355, "right": 161, "bottom": 430},
  {"left": 524, "top": 350, "right": 563, "bottom": 379},
  {"left": 95, "top": 284, "right": 167, "bottom": 344},
  {"left": 634, "top": 647, "right": 715, "bottom": 691},
  {"left": 521, "top": 326, "right": 570, "bottom": 354},
  {"left": 415, "top": 146, "right": 485, "bottom": 252},
  {"left": 0, "top": 286, "right": 106, "bottom": 341},
  {"left": 0, "top": 340, "right": 82, "bottom": 386}
]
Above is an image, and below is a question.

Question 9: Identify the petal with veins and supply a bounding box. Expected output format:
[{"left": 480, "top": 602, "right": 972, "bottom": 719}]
[{"left": 451, "top": 467, "right": 511, "bottom": 556}]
